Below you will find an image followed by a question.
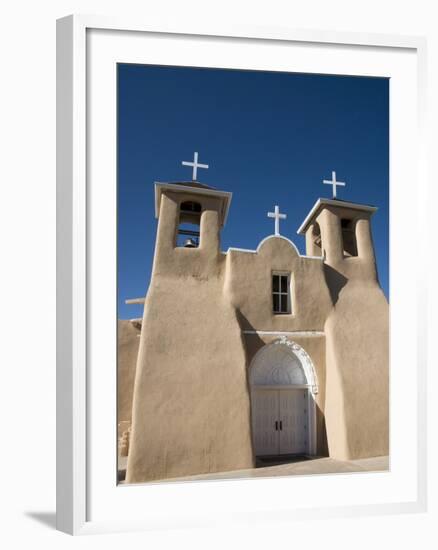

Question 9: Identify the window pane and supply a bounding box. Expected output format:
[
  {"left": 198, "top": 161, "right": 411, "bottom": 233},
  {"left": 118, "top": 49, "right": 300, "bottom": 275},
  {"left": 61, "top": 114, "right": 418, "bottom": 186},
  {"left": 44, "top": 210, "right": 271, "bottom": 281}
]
[
  {"left": 280, "top": 295, "right": 288, "bottom": 313},
  {"left": 272, "top": 275, "right": 279, "bottom": 292},
  {"left": 273, "top": 294, "right": 279, "bottom": 312},
  {"left": 280, "top": 276, "right": 288, "bottom": 293}
]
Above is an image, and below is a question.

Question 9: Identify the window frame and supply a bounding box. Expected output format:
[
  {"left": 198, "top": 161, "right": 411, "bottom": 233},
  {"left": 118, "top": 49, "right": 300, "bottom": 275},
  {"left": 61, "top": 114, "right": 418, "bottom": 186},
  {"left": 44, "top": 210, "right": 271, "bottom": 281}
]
[{"left": 272, "top": 271, "right": 292, "bottom": 315}]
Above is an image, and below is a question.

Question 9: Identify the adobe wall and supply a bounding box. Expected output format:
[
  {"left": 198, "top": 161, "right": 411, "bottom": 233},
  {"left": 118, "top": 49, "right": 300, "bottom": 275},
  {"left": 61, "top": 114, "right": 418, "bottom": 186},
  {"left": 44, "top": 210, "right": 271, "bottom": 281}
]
[
  {"left": 126, "top": 192, "right": 254, "bottom": 483},
  {"left": 324, "top": 281, "right": 389, "bottom": 459},
  {"left": 225, "top": 235, "right": 333, "bottom": 331},
  {"left": 125, "top": 191, "right": 389, "bottom": 482},
  {"left": 225, "top": 235, "right": 333, "bottom": 456},
  {"left": 316, "top": 207, "right": 389, "bottom": 459},
  {"left": 117, "top": 319, "right": 140, "bottom": 436}
]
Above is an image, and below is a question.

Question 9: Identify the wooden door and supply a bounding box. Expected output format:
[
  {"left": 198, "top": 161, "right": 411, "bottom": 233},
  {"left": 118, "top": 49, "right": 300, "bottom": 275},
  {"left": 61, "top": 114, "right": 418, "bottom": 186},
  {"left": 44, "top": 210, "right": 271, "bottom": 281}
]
[
  {"left": 252, "top": 390, "right": 279, "bottom": 456},
  {"left": 279, "top": 389, "right": 308, "bottom": 455}
]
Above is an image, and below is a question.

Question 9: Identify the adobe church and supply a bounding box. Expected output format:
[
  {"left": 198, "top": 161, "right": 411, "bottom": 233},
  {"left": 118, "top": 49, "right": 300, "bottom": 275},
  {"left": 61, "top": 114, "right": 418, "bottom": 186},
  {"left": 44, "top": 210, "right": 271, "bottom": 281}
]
[{"left": 118, "top": 154, "right": 389, "bottom": 484}]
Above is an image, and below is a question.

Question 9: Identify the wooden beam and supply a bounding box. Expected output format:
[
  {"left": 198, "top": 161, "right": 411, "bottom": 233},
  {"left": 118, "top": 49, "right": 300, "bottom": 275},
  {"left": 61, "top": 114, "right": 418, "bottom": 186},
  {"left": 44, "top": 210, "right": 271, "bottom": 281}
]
[{"left": 125, "top": 297, "right": 145, "bottom": 305}]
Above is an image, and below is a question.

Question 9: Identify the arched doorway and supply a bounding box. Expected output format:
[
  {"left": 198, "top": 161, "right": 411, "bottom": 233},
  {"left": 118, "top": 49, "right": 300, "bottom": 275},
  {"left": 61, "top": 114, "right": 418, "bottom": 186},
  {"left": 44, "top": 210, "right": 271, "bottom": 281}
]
[{"left": 249, "top": 337, "right": 318, "bottom": 457}]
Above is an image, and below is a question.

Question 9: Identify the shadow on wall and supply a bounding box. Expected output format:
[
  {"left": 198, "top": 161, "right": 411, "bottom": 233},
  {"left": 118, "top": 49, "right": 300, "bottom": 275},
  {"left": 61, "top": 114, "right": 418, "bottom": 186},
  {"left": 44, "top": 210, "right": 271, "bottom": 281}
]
[
  {"left": 236, "top": 309, "right": 265, "bottom": 388},
  {"left": 236, "top": 309, "right": 265, "bottom": 459},
  {"left": 323, "top": 264, "right": 348, "bottom": 306},
  {"left": 316, "top": 402, "right": 329, "bottom": 456}
]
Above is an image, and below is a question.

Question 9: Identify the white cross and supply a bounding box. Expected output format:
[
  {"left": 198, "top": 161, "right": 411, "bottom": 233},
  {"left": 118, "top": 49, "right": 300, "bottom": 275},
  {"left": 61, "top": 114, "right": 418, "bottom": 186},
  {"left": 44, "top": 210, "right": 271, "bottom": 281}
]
[
  {"left": 267, "top": 205, "right": 287, "bottom": 236},
  {"left": 181, "top": 151, "right": 209, "bottom": 181},
  {"left": 323, "top": 171, "right": 346, "bottom": 199}
]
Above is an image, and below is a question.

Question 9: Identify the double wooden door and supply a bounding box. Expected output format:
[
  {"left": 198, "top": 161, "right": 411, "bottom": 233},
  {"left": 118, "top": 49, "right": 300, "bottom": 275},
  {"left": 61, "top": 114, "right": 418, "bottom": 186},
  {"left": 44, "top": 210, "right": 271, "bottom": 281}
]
[{"left": 252, "top": 389, "right": 309, "bottom": 456}]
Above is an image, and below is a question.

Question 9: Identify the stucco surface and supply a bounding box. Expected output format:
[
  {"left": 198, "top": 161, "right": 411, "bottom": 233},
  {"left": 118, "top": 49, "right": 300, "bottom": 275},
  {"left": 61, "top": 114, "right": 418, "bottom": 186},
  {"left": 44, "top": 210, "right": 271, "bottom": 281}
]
[
  {"left": 324, "top": 281, "right": 389, "bottom": 459},
  {"left": 225, "top": 236, "right": 333, "bottom": 332},
  {"left": 126, "top": 277, "right": 254, "bottom": 483},
  {"left": 123, "top": 185, "right": 389, "bottom": 483},
  {"left": 126, "top": 191, "right": 254, "bottom": 483},
  {"left": 117, "top": 320, "right": 140, "bottom": 428},
  {"left": 315, "top": 205, "right": 389, "bottom": 459}
]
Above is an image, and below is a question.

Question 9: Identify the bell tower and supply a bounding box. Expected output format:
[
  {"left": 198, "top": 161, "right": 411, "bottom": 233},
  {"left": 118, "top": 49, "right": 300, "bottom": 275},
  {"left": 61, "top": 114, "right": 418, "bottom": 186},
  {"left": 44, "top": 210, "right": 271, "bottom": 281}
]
[
  {"left": 127, "top": 174, "right": 253, "bottom": 484},
  {"left": 296, "top": 181, "right": 388, "bottom": 463},
  {"left": 298, "top": 198, "right": 377, "bottom": 261},
  {"left": 298, "top": 169, "right": 379, "bottom": 279},
  {"left": 152, "top": 181, "right": 232, "bottom": 277}
]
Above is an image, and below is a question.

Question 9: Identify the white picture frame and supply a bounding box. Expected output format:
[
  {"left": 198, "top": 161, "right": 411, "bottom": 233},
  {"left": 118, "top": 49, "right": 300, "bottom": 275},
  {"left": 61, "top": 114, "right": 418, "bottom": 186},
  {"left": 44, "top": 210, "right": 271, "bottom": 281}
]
[{"left": 56, "top": 14, "right": 428, "bottom": 535}]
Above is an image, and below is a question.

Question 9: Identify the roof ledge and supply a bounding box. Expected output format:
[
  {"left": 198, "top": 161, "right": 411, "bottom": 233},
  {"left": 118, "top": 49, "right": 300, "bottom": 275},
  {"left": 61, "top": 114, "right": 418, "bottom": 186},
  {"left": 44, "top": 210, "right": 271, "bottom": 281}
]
[
  {"left": 297, "top": 198, "right": 378, "bottom": 235},
  {"left": 154, "top": 181, "right": 233, "bottom": 227}
]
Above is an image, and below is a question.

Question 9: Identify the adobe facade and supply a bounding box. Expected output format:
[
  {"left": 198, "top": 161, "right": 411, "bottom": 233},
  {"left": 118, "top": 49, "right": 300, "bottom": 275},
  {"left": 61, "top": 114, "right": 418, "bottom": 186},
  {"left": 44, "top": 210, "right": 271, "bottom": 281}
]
[{"left": 119, "top": 181, "right": 389, "bottom": 484}]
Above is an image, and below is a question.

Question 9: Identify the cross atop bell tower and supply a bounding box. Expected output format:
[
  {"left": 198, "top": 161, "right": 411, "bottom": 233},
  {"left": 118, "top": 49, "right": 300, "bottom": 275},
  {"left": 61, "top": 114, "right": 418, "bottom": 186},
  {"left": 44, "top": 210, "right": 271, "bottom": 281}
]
[
  {"left": 323, "top": 171, "right": 346, "bottom": 199},
  {"left": 181, "top": 152, "right": 209, "bottom": 181}
]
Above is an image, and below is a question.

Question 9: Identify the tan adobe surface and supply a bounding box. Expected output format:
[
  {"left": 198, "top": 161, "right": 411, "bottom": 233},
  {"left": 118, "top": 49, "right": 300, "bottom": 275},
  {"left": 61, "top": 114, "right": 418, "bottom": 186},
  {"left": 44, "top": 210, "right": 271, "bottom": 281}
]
[{"left": 120, "top": 182, "right": 389, "bottom": 484}]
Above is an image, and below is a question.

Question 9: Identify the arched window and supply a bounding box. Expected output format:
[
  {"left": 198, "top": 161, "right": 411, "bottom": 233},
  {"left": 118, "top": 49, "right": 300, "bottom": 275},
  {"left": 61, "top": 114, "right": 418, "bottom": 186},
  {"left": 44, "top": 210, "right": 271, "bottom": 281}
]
[
  {"left": 177, "top": 201, "right": 202, "bottom": 247},
  {"left": 250, "top": 343, "right": 306, "bottom": 386},
  {"left": 249, "top": 338, "right": 318, "bottom": 393}
]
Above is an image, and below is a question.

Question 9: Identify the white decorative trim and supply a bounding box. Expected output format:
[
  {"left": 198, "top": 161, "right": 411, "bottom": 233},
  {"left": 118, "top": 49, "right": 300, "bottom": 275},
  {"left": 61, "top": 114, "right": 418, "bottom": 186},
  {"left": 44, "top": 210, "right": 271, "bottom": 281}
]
[
  {"left": 273, "top": 337, "right": 319, "bottom": 395},
  {"left": 250, "top": 344, "right": 307, "bottom": 386},
  {"left": 227, "top": 247, "right": 257, "bottom": 254},
  {"left": 243, "top": 330, "right": 324, "bottom": 337},
  {"left": 249, "top": 337, "right": 319, "bottom": 395}
]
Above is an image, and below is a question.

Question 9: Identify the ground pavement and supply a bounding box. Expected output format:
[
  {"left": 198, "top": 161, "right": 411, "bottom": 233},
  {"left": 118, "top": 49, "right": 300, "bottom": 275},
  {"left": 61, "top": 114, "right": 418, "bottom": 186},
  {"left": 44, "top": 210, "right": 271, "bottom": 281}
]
[{"left": 119, "top": 455, "right": 389, "bottom": 484}]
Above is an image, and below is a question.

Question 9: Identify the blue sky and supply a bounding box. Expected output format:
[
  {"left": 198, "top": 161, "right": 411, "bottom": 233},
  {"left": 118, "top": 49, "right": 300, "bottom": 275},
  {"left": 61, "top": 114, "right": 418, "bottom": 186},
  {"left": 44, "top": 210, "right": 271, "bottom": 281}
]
[{"left": 118, "top": 64, "right": 389, "bottom": 320}]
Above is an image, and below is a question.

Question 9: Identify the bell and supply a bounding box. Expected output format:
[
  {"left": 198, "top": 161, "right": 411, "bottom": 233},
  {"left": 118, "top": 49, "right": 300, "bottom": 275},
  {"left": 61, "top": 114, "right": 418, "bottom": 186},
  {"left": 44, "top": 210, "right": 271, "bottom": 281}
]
[{"left": 183, "top": 238, "right": 197, "bottom": 248}]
